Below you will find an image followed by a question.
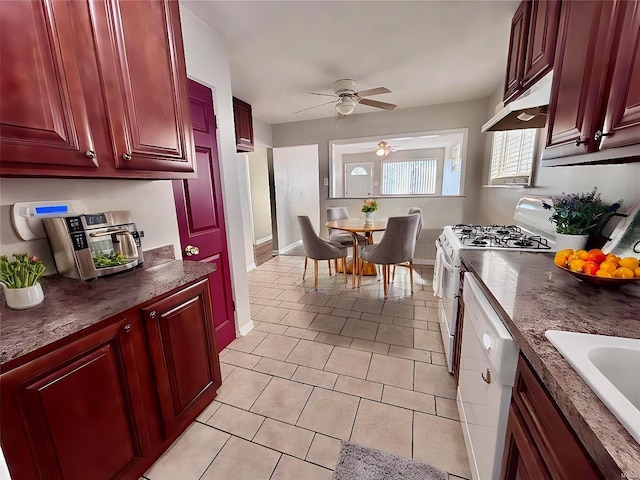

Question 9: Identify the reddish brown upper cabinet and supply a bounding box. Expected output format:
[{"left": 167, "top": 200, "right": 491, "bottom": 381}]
[
  {"left": 0, "top": 0, "right": 101, "bottom": 172},
  {"left": 599, "top": 1, "right": 640, "bottom": 151},
  {"left": 0, "top": 316, "right": 152, "bottom": 480},
  {"left": 233, "top": 97, "right": 255, "bottom": 152},
  {"left": 521, "top": 0, "right": 561, "bottom": 88},
  {"left": 90, "top": 0, "right": 195, "bottom": 174},
  {"left": 500, "top": 355, "right": 603, "bottom": 480},
  {"left": 0, "top": 0, "right": 196, "bottom": 179},
  {"left": 504, "top": 1, "right": 531, "bottom": 103},
  {"left": 542, "top": 0, "right": 640, "bottom": 165},
  {"left": 142, "top": 278, "right": 222, "bottom": 438},
  {"left": 503, "top": 1, "right": 560, "bottom": 104}
]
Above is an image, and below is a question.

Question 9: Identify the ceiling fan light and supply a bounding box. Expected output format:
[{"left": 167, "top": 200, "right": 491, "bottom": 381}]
[
  {"left": 336, "top": 97, "right": 357, "bottom": 115},
  {"left": 376, "top": 148, "right": 386, "bottom": 156}
]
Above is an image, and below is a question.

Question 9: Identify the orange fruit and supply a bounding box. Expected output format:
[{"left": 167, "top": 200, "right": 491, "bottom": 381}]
[
  {"left": 554, "top": 252, "right": 570, "bottom": 267},
  {"left": 618, "top": 257, "right": 640, "bottom": 271},
  {"left": 575, "top": 249, "right": 589, "bottom": 261},
  {"left": 605, "top": 253, "right": 620, "bottom": 265},
  {"left": 596, "top": 269, "right": 613, "bottom": 278},
  {"left": 583, "top": 261, "right": 599, "bottom": 275},
  {"left": 568, "top": 259, "right": 586, "bottom": 272},
  {"left": 613, "top": 267, "right": 634, "bottom": 279},
  {"left": 634, "top": 267, "right": 640, "bottom": 278},
  {"left": 598, "top": 261, "right": 617, "bottom": 273},
  {"left": 557, "top": 249, "right": 574, "bottom": 257},
  {"left": 586, "top": 249, "right": 606, "bottom": 264}
]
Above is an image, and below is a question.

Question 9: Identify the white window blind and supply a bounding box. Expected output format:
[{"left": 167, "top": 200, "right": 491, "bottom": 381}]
[
  {"left": 490, "top": 129, "right": 537, "bottom": 184},
  {"left": 382, "top": 159, "right": 437, "bottom": 195}
]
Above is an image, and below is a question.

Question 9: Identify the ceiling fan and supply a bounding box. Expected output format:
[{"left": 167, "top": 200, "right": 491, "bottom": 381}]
[{"left": 295, "top": 79, "right": 397, "bottom": 118}]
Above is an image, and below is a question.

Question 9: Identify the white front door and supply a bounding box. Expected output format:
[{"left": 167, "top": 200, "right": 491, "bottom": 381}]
[{"left": 345, "top": 162, "right": 373, "bottom": 197}]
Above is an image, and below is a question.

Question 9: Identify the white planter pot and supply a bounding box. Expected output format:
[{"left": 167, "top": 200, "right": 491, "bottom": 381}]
[
  {"left": 2, "top": 283, "right": 44, "bottom": 310},
  {"left": 364, "top": 211, "right": 375, "bottom": 224},
  {"left": 555, "top": 233, "right": 589, "bottom": 251}
]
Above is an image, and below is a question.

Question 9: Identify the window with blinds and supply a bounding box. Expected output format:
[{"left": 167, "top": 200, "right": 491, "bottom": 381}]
[
  {"left": 490, "top": 129, "right": 537, "bottom": 185},
  {"left": 382, "top": 159, "right": 437, "bottom": 195}
]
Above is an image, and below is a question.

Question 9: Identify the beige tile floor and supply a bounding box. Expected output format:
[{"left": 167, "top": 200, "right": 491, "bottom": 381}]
[{"left": 143, "top": 255, "right": 471, "bottom": 480}]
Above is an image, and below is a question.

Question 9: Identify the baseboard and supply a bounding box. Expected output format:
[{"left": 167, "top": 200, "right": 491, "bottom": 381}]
[
  {"left": 238, "top": 319, "right": 254, "bottom": 336},
  {"left": 246, "top": 263, "right": 257, "bottom": 272},
  {"left": 278, "top": 240, "right": 303, "bottom": 255},
  {"left": 255, "top": 235, "right": 272, "bottom": 245}
]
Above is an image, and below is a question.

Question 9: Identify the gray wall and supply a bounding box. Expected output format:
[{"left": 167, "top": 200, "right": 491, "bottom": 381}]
[
  {"left": 247, "top": 146, "right": 273, "bottom": 243},
  {"left": 271, "top": 99, "right": 489, "bottom": 262}
]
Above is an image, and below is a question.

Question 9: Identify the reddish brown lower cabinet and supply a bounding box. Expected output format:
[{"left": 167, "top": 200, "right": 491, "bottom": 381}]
[
  {"left": 500, "top": 355, "right": 603, "bottom": 480},
  {"left": 0, "top": 278, "right": 221, "bottom": 480},
  {"left": 142, "top": 279, "right": 222, "bottom": 438},
  {"left": 0, "top": 315, "right": 151, "bottom": 480}
]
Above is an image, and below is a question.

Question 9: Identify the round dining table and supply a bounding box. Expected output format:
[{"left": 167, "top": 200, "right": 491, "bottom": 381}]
[{"left": 324, "top": 218, "right": 387, "bottom": 288}]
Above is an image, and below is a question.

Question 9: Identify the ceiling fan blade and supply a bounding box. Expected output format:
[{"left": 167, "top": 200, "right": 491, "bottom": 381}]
[
  {"left": 293, "top": 99, "right": 337, "bottom": 114},
  {"left": 359, "top": 98, "right": 397, "bottom": 110},
  {"left": 308, "top": 92, "right": 338, "bottom": 97},
  {"left": 356, "top": 87, "right": 391, "bottom": 97}
]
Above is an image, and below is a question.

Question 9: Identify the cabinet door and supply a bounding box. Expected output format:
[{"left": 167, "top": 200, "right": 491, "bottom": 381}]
[
  {"left": 90, "top": 0, "right": 195, "bottom": 174},
  {"left": 600, "top": 1, "right": 640, "bottom": 151},
  {"left": 0, "top": 317, "right": 150, "bottom": 480},
  {"left": 233, "top": 97, "right": 255, "bottom": 152},
  {"left": 521, "top": 0, "right": 560, "bottom": 89},
  {"left": 542, "top": 1, "right": 616, "bottom": 160},
  {"left": 503, "top": 1, "right": 531, "bottom": 103},
  {"left": 143, "top": 279, "right": 222, "bottom": 437},
  {"left": 0, "top": 0, "right": 100, "bottom": 173},
  {"left": 500, "top": 404, "right": 551, "bottom": 480}
]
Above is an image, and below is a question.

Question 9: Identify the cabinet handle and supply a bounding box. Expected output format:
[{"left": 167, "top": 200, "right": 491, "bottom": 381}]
[
  {"left": 149, "top": 311, "right": 157, "bottom": 318},
  {"left": 123, "top": 324, "right": 132, "bottom": 332},
  {"left": 85, "top": 150, "right": 97, "bottom": 159},
  {"left": 481, "top": 369, "right": 491, "bottom": 384},
  {"left": 594, "top": 130, "right": 613, "bottom": 142},
  {"left": 122, "top": 153, "right": 132, "bottom": 161},
  {"left": 575, "top": 139, "right": 587, "bottom": 147}
]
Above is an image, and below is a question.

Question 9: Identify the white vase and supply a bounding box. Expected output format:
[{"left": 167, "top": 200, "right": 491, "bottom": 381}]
[
  {"left": 2, "top": 283, "right": 44, "bottom": 310},
  {"left": 555, "top": 233, "right": 589, "bottom": 251},
  {"left": 364, "top": 211, "right": 375, "bottom": 224}
]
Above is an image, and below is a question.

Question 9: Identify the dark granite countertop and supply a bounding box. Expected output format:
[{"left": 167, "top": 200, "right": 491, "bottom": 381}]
[
  {"left": 0, "top": 258, "right": 216, "bottom": 366},
  {"left": 460, "top": 250, "right": 640, "bottom": 479}
]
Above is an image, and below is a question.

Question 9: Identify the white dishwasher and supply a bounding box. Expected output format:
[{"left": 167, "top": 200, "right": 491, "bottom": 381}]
[{"left": 457, "top": 272, "right": 519, "bottom": 480}]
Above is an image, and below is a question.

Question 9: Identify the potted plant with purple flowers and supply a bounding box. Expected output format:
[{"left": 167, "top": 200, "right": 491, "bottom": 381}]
[
  {"left": 542, "top": 188, "right": 621, "bottom": 250},
  {"left": 1, "top": 253, "right": 46, "bottom": 309}
]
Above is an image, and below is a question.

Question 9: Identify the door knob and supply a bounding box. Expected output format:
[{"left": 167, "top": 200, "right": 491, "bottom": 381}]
[{"left": 184, "top": 245, "right": 200, "bottom": 256}]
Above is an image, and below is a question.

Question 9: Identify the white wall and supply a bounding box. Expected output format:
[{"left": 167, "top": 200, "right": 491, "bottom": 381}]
[
  {"left": 478, "top": 87, "right": 640, "bottom": 224},
  {"left": 0, "top": 178, "right": 180, "bottom": 276},
  {"left": 247, "top": 146, "right": 273, "bottom": 243},
  {"left": 180, "top": 4, "right": 252, "bottom": 335},
  {"left": 271, "top": 98, "right": 490, "bottom": 232},
  {"left": 272, "top": 145, "right": 320, "bottom": 252},
  {"left": 253, "top": 118, "right": 273, "bottom": 147}
]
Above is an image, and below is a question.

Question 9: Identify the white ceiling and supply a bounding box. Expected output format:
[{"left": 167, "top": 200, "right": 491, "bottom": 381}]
[{"left": 183, "top": 1, "right": 520, "bottom": 125}]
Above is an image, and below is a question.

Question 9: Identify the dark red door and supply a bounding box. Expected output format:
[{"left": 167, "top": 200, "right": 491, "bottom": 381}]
[{"left": 172, "top": 79, "right": 236, "bottom": 350}]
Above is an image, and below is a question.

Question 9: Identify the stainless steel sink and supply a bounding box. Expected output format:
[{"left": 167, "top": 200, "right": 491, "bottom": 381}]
[{"left": 545, "top": 330, "right": 640, "bottom": 445}]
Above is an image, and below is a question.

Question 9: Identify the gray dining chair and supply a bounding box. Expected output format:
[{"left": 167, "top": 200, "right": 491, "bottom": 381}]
[
  {"left": 298, "top": 216, "right": 348, "bottom": 291},
  {"left": 392, "top": 207, "right": 423, "bottom": 281},
  {"left": 326, "top": 207, "right": 366, "bottom": 271},
  {"left": 359, "top": 213, "right": 420, "bottom": 298}
]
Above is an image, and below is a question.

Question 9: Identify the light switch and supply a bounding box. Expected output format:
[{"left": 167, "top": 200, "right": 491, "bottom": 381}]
[
  {"left": 373, "top": 181, "right": 379, "bottom": 186},
  {"left": 323, "top": 178, "right": 329, "bottom": 186}
]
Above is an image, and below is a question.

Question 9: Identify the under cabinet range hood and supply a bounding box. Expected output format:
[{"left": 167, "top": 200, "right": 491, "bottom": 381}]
[{"left": 482, "top": 72, "right": 553, "bottom": 132}]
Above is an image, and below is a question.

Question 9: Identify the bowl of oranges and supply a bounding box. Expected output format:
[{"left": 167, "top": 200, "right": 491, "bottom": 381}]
[{"left": 554, "top": 248, "right": 640, "bottom": 287}]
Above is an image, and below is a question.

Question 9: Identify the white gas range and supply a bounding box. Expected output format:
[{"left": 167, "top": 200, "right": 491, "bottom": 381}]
[{"left": 433, "top": 196, "right": 556, "bottom": 373}]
